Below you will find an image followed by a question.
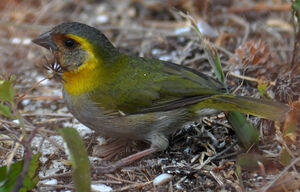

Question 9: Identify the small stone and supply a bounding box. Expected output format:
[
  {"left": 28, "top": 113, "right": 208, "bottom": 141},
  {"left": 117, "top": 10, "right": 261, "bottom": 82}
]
[
  {"left": 96, "top": 15, "right": 109, "bottom": 23},
  {"left": 153, "top": 173, "right": 173, "bottom": 186},
  {"left": 22, "top": 99, "right": 30, "bottom": 105},
  {"left": 91, "top": 184, "right": 112, "bottom": 192},
  {"left": 41, "top": 179, "right": 58, "bottom": 185},
  {"left": 11, "top": 37, "right": 21, "bottom": 44}
]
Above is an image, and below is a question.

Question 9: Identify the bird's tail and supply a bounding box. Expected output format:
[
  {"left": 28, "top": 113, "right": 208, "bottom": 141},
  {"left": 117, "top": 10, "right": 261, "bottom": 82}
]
[{"left": 191, "top": 94, "right": 289, "bottom": 121}]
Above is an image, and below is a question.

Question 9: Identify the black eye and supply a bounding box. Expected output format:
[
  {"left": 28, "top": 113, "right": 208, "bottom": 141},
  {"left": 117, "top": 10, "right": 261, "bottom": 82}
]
[{"left": 64, "top": 38, "right": 76, "bottom": 48}]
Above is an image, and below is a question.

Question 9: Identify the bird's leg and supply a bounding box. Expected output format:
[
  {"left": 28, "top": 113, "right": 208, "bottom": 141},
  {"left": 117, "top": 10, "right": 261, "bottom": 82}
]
[
  {"left": 94, "top": 133, "right": 169, "bottom": 173},
  {"left": 95, "top": 147, "right": 158, "bottom": 173}
]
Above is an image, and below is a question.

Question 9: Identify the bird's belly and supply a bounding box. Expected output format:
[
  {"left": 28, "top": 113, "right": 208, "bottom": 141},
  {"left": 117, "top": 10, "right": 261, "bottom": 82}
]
[
  {"left": 63, "top": 90, "right": 120, "bottom": 136},
  {"left": 62, "top": 89, "right": 190, "bottom": 141}
]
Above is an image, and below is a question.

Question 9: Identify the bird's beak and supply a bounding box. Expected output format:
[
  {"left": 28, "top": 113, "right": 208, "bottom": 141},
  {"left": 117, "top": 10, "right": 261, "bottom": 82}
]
[{"left": 32, "top": 30, "right": 58, "bottom": 51}]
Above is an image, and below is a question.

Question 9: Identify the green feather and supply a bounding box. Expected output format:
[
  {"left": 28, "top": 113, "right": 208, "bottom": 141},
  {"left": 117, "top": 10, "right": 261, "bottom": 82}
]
[{"left": 89, "top": 55, "right": 288, "bottom": 121}]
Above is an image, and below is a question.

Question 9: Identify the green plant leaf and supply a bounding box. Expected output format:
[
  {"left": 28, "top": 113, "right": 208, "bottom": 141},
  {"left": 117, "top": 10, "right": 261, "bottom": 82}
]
[
  {"left": 293, "top": 0, "right": 300, "bottom": 26},
  {"left": 257, "top": 83, "right": 268, "bottom": 97},
  {"left": 59, "top": 128, "right": 91, "bottom": 192},
  {"left": 280, "top": 148, "right": 292, "bottom": 166},
  {"left": 0, "top": 104, "right": 12, "bottom": 118},
  {"left": 0, "top": 153, "right": 40, "bottom": 192},
  {"left": 237, "top": 153, "right": 268, "bottom": 171},
  {"left": 293, "top": 0, "right": 300, "bottom": 10},
  {"left": 204, "top": 45, "right": 225, "bottom": 83},
  {"left": 235, "top": 165, "right": 242, "bottom": 178},
  {"left": 0, "top": 79, "right": 14, "bottom": 104},
  {"left": 226, "top": 112, "right": 259, "bottom": 149},
  {"left": 283, "top": 121, "right": 296, "bottom": 136}
]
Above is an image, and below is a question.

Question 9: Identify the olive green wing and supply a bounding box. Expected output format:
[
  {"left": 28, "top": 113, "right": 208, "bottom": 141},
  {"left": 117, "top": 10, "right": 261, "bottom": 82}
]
[
  {"left": 133, "top": 60, "right": 289, "bottom": 121},
  {"left": 92, "top": 56, "right": 289, "bottom": 121},
  {"left": 160, "top": 60, "right": 226, "bottom": 95},
  {"left": 107, "top": 57, "right": 226, "bottom": 113}
]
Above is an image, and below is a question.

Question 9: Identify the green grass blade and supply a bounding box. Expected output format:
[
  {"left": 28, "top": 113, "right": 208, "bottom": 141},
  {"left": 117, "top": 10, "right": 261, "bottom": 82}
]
[{"left": 59, "top": 128, "right": 91, "bottom": 192}]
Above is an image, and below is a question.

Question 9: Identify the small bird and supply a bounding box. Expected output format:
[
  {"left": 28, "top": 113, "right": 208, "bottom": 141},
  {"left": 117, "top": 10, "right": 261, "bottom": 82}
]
[{"left": 32, "top": 22, "right": 289, "bottom": 173}]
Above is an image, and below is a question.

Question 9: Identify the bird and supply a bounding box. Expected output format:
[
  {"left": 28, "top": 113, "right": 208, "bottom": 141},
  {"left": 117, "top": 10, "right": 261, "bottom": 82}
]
[{"left": 32, "top": 22, "right": 289, "bottom": 173}]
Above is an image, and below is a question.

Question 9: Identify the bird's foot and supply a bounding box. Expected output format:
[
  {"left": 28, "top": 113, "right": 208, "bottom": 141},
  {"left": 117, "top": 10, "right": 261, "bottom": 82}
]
[{"left": 94, "top": 147, "right": 158, "bottom": 174}]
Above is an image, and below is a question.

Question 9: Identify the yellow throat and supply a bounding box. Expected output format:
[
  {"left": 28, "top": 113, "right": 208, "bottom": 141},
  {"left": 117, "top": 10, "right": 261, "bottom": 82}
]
[{"left": 62, "top": 34, "right": 101, "bottom": 96}]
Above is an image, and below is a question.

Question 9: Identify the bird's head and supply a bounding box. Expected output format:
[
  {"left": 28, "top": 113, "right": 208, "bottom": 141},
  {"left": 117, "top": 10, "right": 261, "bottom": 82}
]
[{"left": 32, "top": 22, "right": 117, "bottom": 72}]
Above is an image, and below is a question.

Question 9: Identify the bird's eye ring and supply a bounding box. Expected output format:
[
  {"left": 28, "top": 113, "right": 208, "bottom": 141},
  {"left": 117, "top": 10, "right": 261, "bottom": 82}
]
[{"left": 64, "top": 38, "right": 76, "bottom": 48}]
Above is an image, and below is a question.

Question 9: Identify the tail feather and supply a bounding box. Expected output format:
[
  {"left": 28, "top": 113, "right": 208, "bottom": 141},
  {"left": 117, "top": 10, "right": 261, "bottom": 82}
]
[{"left": 191, "top": 94, "right": 289, "bottom": 121}]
